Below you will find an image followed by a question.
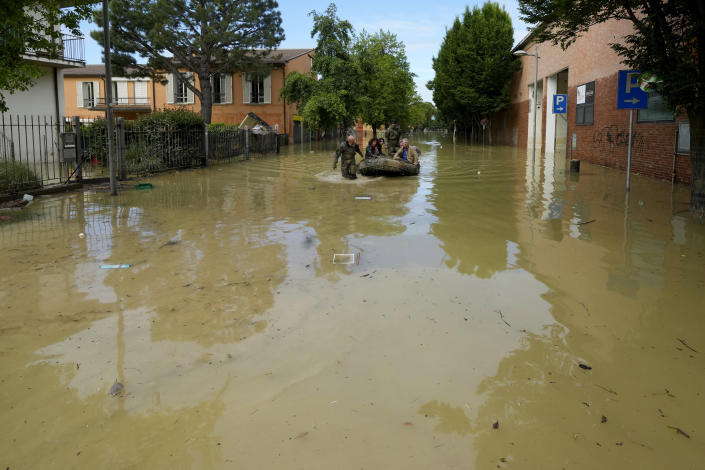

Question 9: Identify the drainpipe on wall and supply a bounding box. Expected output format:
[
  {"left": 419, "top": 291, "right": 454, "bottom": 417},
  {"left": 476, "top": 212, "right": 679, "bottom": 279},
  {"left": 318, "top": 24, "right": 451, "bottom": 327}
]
[
  {"left": 53, "top": 68, "right": 60, "bottom": 125},
  {"left": 282, "top": 64, "right": 287, "bottom": 135}
]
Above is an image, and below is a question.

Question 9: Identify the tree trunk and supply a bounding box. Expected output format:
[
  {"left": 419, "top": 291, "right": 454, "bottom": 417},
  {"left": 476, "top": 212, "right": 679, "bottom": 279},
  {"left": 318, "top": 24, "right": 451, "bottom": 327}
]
[
  {"left": 689, "top": 110, "right": 705, "bottom": 217},
  {"left": 372, "top": 124, "right": 377, "bottom": 138},
  {"left": 198, "top": 71, "right": 213, "bottom": 124}
]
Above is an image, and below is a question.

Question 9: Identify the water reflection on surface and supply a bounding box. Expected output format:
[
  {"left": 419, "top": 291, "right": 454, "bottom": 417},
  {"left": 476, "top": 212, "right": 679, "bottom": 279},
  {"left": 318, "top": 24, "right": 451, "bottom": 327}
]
[{"left": 1, "top": 136, "right": 704, "bottom": 469}]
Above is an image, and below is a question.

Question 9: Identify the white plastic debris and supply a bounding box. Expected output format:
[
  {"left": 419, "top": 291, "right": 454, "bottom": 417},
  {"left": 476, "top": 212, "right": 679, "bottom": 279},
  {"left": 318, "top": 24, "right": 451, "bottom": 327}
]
[{"left": 333, "top": 254, "right": 356, "bottom": 265}]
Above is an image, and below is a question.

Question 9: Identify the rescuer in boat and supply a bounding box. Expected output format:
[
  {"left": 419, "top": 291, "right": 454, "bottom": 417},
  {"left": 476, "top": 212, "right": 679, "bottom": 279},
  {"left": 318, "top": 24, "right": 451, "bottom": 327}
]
[
  {"left": 333, "top": 135, "right": 364, "bottom": 179},
  {"left": 385, "top": 119, "right": 402, "bottom": 154},
  {"left": 393, "top": 138, "right": 419, "bottom": 166}
]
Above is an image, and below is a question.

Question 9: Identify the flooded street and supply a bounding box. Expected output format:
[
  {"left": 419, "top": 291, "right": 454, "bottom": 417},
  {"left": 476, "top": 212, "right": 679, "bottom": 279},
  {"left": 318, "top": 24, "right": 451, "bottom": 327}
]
[{"left": 2, "top": 137, "right": 704, "bottom": 469}]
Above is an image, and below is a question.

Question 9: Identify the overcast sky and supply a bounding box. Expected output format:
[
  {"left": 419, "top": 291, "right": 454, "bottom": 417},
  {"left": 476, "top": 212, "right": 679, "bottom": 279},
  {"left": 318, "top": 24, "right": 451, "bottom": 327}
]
[{"left": 78, "top": 1, "right": 531, "bottom": 103}]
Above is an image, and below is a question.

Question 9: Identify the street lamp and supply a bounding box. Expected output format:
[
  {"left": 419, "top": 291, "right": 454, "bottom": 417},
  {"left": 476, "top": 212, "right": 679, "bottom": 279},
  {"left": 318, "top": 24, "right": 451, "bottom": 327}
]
[{"left": 515, "top": 47, "right": 540, "bottom": 162}]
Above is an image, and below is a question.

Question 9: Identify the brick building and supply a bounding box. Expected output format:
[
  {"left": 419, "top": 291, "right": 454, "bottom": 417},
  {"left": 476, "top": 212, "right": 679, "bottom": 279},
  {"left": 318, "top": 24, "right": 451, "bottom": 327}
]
[
  {"left": 63, "top": 49, "right": 314, "bottom": 137},
  {"left": 490, "top": 19, "right": 691, "bottom": 183}
]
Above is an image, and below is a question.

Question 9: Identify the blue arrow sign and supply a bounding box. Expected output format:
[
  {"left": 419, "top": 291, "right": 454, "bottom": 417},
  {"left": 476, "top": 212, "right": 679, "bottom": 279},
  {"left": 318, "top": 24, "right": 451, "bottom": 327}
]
[
  {"left": 617, "top": 70, "right": 648, "bottom": 109},
  {"left": 553, "top": 94, "right": 567, "bottom": 114}
]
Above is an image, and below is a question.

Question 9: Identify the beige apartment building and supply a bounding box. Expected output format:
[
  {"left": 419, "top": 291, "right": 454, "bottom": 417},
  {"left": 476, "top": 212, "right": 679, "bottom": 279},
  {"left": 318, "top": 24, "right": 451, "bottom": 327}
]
[{"left": 63, "top": 49, "right": 314, "bottom": 136}]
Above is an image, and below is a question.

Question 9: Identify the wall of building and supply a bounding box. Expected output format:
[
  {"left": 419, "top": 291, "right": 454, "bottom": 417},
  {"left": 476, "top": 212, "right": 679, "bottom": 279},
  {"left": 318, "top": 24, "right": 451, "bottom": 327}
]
[
  {"left": 4, "top": 65, "right": 64, "bottom": 121},
  {"left": 62, "top": 53, "right": 312, "bottom": 135},
  {"left": 64, "top": 76, "right": 154, "bottom": 121},
  {"left": 491, "top": 18, "right": 691, "bottom": 184},
  {"left": 151, "top": 59, "right": 308, "bottom": 134}
]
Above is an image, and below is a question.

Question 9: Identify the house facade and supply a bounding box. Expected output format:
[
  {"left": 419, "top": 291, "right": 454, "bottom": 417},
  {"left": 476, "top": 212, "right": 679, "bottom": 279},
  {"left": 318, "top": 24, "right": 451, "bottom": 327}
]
[
  {"left": 2, "top": 34, "right": 85, "bottom": 122},
  {"left": 63, "top": 49, "right": 314, "bottom": 136},
  {"left": 490, "top": 19, "right": 691, "bottom": 184}
]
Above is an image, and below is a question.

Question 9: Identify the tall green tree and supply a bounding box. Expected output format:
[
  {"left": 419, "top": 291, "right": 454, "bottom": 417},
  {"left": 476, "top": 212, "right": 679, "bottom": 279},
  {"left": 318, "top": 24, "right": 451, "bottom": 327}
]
[
  {"left": 92, "top": 0, "right": 284, "bottom": 123},
  {"left": 428, "top": 2, "right": 518, "bottom": 136},
  {"left": 519, "top": 0, "right": 705, "bottom": 215},
  {"left": 281, "top": 3, "right": 359, "bottom": 131},
  {"left": 353, "top": 30, "right": 415, "bottom": 136},
  {"left": 408, "top": 99, "right": 437, "bottom": 129},
  {"left": 1, "top": 0, "right": 92, "bottom": 112}
]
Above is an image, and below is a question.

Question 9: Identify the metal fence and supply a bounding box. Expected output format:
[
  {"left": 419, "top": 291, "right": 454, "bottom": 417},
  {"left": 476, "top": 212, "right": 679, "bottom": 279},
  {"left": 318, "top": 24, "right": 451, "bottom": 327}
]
[
  {"left": 1, "top": 114, "right": 72, "bottom": 195},
  {"left": 1, "top": 114, "right": 287, "bottom": 197}
]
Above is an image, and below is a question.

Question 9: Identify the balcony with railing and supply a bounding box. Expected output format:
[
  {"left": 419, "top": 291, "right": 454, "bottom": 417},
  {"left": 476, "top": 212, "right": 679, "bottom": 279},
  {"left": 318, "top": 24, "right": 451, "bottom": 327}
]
[
  {"left": 88, "top": 96, "right": 153, "bottom": 111},
  {"left": 23, "top": 34, "right": 85, "bottom": 67}
]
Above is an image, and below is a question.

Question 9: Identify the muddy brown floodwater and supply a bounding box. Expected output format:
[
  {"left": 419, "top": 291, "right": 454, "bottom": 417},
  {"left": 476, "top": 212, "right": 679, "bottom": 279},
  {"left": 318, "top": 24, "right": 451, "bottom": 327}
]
[{"left": 1, "top": 136, "right": 704, "bottom": 469}]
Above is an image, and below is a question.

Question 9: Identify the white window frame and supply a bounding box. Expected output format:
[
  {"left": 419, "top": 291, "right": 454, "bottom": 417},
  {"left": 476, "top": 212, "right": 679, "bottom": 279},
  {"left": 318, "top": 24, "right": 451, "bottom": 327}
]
[
  {"left": 212, "top": 73, "right": 232, "bottom": 104},
  {"left": 80, "top": 81, "right": 96, "bottom": 107},
  {"left": 167, "top": 72, "right": 194, "bottom": 105},
  {"left": 242, "top": 71, "right": 271, "bottom": 105}
]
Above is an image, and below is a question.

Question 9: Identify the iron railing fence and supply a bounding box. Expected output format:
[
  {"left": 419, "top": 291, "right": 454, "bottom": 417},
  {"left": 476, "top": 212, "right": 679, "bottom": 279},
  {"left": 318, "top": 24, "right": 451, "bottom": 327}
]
[
  {"left": 1, "top": 114, "right": 72, "bottom": 195},
  {"left": 123, "top": 126, "right": 205, "bottom": 174},
  {"left": 1, "top": 114, "right": 286, "bottom": 197},
  {"left": 22, "top": 34, "right": 85, "bottom": 64},
  {"left": 60, "top": 34, "right": 85, "bottom": 63}
]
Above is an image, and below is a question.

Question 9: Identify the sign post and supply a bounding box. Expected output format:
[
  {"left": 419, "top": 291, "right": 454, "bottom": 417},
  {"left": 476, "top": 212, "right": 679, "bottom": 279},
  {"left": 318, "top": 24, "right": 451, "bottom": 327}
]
[{"left": 617, "top": 70, "right": 648, "bottom": 191}]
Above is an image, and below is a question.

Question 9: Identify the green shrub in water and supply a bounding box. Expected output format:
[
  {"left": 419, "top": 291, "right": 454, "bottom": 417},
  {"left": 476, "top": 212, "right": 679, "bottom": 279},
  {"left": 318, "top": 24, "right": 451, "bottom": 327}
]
[{"left": 0, "top": 160, "right": 41, "bottom": 193}]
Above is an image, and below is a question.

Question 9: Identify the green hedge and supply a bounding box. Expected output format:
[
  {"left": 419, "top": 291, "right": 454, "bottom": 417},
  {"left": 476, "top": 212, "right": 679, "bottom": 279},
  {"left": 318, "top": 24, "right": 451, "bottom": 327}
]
[{"left": 208, "top": 122, "right": 239, "bottom": 133}]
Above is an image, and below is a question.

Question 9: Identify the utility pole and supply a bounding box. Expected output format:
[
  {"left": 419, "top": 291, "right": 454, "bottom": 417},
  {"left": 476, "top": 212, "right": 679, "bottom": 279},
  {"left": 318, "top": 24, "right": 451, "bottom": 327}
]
[{"left": 102, "top": 0, "right": 117, "bottom": 196}]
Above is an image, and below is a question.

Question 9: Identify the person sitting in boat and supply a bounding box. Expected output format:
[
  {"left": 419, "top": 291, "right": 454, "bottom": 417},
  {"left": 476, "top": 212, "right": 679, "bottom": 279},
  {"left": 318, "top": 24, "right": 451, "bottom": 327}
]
[
  {"left": 365, "top": 137, "right": 384, "bottom": 159},
  {"left": 333, "top": 135, "right": 364, "bottom": 179},
  {"left": 378, "top": 137, "right": 387, "bottom": 154},
  {"left": 393, "top": 139, "right": 419, "bottom": 166}
]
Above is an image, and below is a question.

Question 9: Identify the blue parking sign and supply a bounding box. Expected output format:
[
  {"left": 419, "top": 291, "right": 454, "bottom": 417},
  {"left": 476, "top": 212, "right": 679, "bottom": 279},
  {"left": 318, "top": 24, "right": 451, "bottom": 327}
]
[
  {"left": 617, "top": 70, "right": 648, "bottom": 109},
  {"left": 553, "top": 94, "right": 567, "bottom": 114}
]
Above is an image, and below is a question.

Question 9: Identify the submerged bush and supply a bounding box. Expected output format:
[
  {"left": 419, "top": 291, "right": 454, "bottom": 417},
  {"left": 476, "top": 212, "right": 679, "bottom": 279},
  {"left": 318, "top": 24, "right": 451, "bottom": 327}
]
[{"left": 0, "top": 160, "right": 41, "bottom": 193}]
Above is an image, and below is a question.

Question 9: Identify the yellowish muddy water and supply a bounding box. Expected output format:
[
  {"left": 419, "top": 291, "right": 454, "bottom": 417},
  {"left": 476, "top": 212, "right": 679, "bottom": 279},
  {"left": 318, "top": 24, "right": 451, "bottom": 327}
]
[{"left": 1, "top": 137, "right": 704, "bottom": 469}]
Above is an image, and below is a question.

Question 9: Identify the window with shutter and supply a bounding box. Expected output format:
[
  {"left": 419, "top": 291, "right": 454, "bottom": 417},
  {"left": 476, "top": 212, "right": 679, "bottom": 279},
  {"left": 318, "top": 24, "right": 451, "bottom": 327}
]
[
  {"left": 166, "top": 74, "right": 174, "bottom": 104},
  {"left": 637, "top": 92, "right": 674, "bottom": 122},
  {"left": 251, "top": 74, "right": 265, "bottom": 104},
  {"left": 212, "top": 74, "right": 227, "bottom": 104},
  {"left": 81, "top": 82, "right": 95, "bottom": 107}
]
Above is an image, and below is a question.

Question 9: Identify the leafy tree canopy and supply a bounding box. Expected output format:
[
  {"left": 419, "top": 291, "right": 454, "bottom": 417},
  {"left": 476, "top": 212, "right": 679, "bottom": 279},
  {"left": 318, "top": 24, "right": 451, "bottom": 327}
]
[
  {"left": 92, "top": 0, "right": 284, "bottom": 123},
  {"left": 1, "top": 0, "right": 92, "bottom": 112},
  {"left": 353, "top": 29, "right": 416, "bottom": 135},
  {"left": 281, "top": 3, "right": 417, "bottom": 133},
  {"left": 408, "top": 99, "right": 438, "bottom": 129},
  {"left": 518, "top": 0, "right": 705, "bottom": 214},
  {"left": 428, "top": 2, "right": 518, "bottom": 129}
]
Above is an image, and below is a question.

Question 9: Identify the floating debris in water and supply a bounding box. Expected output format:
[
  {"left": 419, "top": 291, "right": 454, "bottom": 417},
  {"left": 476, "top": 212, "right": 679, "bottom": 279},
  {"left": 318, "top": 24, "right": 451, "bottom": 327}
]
[
  {"left": 601, "top": 415, "right": 607, "bottom": 423},
  {"left": 109, "top": 381, "right": 124, "bottom": 396},
  {"left": 667, "top": 425, "right": 690, "bottom": 438},
  {"left": 355, "top": 196, "right": 372, "bottom": 200},
  {"left": 492, "top": 420, "right": 499, "bottom": 429},
  {"left": 101, "top": 264, "right": 132, "bottom": 269},
  {"left": 579, "top": 363, "right": 592, "bottom": 370},
  {"left": 333, "top": 254, "right": 355, "bottom": 265}
]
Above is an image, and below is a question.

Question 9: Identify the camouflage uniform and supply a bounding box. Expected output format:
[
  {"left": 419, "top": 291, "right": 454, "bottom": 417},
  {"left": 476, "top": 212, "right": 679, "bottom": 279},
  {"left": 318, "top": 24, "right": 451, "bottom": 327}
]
[
  {"left": 385, "top": 126, "right": 402, "bottom": 154},
  {"left": 333, "top": 141, "right": 363, "bottom": 179}
]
